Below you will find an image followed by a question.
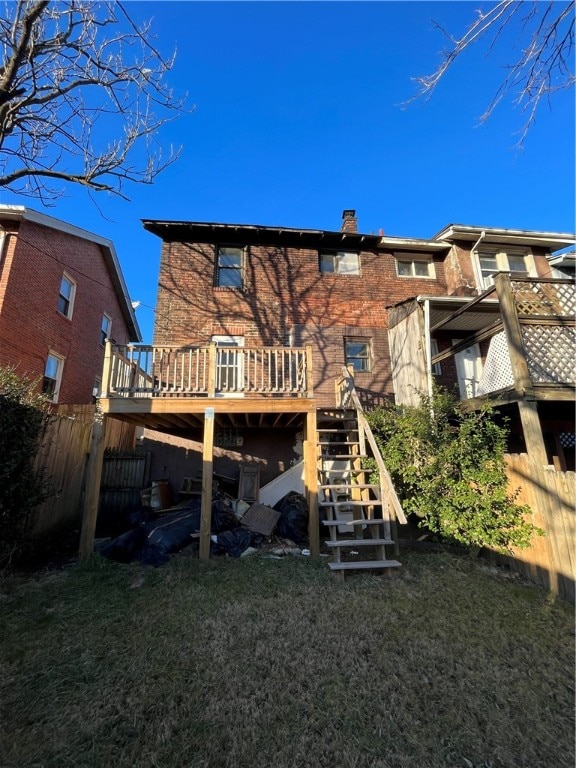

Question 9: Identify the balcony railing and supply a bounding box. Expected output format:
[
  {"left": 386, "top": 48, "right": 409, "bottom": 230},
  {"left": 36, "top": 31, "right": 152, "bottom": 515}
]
[{"left": 102, "top": 343, "right": 313, "bottom": 399}]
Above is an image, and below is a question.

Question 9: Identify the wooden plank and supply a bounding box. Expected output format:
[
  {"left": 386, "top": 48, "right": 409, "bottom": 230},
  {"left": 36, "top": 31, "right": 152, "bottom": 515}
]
[
  {"left": 199, "top": 408, "right": 215, "bottom": 561},
  {"left": 100, "top": 395, "right": 316, "bottom": 415},
  {"left": 326, "top": 539, "right": 394, "bottom": 548},
  {"left": 328, "top": 560, "right": 401, "bottom": 571},
  {"left": 79, "top": 414, "right": 107, "bottom": 560},
  {"left": 304, "top": 409, "right": 320, "bottom": 556}
]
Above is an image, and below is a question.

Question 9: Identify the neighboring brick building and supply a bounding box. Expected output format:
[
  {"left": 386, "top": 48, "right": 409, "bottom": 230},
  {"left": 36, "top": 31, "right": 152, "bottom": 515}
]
[{"left": 0, "top": 205, "right": 141, "bottom": 404}]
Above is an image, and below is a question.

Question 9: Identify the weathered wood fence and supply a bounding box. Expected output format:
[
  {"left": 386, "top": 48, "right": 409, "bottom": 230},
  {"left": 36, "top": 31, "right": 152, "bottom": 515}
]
[
  {"left": 30, "top": 406, "right": 135, "bottom": 537},
  {"left": 501, "top": 453, "right": 575, "bottom": 602}
]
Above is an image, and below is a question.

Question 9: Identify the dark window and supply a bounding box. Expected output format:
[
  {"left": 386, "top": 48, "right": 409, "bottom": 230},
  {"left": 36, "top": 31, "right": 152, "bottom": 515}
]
[
  {"left": 345, "top": 338, "right": 371, "bottom": 372},
  {"left": 100, "top": 314, "right": 112, "bottom": 345},
  {"left": 320, "top": 251, "right": 360, "bottom": 275},
  {"left": 216, "top": 246, "right": 244, "bottom": 288},
  {"left": 57, "top": 274, "right": 75, "bottom": 317}
]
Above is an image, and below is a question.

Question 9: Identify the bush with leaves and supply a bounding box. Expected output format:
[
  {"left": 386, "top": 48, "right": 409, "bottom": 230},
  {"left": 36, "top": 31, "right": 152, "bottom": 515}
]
[
  {"left": 0, "top": 366, "right": 49, "bottom": 565},
  {"left": 366, "top": 388, "right": 542, "bottom": 553}
]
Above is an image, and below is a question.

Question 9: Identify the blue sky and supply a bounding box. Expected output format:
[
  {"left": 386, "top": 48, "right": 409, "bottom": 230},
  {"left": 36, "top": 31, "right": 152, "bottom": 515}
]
[{"left": 3, "top": 1, "right": 575, "bottom": 343}]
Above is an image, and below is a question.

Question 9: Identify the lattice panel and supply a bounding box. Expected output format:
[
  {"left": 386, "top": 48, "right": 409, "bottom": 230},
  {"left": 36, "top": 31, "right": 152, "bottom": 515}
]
[
  {"left": 477, "top": 332, "right": 514, "bottom": 395},
  {"left": 560, "top": 432, "right": 576, "bottom": 449},
  {"left": 512, "top": 281, "right": 576, "bottom": 317},
  {"left": 522, "top": 325, "right": 576, "bottom": 383}
]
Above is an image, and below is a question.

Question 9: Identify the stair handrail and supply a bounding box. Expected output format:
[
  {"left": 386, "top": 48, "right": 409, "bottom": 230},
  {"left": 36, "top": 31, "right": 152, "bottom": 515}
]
[{"left": 337, "top": 366, "right": 407, "bottom": 525}]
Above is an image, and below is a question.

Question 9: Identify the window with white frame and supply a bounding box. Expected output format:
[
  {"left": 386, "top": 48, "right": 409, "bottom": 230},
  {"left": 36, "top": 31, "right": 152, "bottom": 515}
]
[
  {"left": 476, "top": 249, "right": 534, "bottom": 289},
  {"left": 395, "top": 254, "right": 435, "bottom": 278},
  {"left": 345, "top": 338, "right": 371, "bottom": 372},
  {"left": 57, "top": 273, "right": 76, "bottom": 318},
  {"left": 216, "top": 246, "right": 244, "bottom": 288},
  {"left": 42, "top": 352, "right": 64, "bottom": 402},
  {"left": 430, "top": 338, "right": 442, "bottom": 376},
  {"left": 100, "top": 314, "right": 112, "bottom": 345},
  {"left": 320, "top": 251, "right": 360, "bottom": 275}
]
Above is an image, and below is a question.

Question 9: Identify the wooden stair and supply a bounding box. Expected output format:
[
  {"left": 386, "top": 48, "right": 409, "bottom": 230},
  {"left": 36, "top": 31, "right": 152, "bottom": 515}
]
[{"left": 317, "top": 402, "right": 402, "bottom": 579}]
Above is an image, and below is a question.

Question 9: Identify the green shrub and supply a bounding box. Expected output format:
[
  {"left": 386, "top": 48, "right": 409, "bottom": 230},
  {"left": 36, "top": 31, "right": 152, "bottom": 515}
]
[
  {"left": 0, "top": 366, "right": 49, "bottom": 565},
  {"left": 366, "top": 387, "right": 542, "bottom": 552}
]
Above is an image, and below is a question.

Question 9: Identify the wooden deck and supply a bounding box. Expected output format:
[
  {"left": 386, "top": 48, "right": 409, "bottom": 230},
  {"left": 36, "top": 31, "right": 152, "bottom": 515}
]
[{"left": 99, "top": 342, "right": 317, "bottom": 429}]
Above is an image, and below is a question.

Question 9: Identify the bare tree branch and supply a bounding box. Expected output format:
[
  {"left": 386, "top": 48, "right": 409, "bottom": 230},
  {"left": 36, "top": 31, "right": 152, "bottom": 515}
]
[
  {"left": 0, "top": 0, "right": 188, "bottom": 201},
  {"left": 408, "top": 1, "right": 575, "bottom": 145}
]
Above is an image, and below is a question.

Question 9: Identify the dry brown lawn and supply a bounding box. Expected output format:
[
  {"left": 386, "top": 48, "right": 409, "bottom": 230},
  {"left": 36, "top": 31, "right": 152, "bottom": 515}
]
[{"left": 0, "top": 551, "right": 574, "bottom": 768}]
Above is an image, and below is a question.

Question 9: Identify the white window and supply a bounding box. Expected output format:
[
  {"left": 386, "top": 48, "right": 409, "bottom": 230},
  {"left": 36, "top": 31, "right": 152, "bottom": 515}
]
[
  {"left": 216, "top": 246, "right": 244, "bottom": 288},
  {"left": 42, "top": 352, "right": 64, "bottom": 402},
  {"left": 345, "top": 338, "right": 371, "bottom": 372},
  {"left": 92, "top": 377, "right": 102, "bottom": 399},
  {"left": 100, "top": 314, "right": 112, "bottom": 345},
  {"left": 395, "top": 255, "right": 435, "bottom": 278},
  {"left": 57, "top": 273, "right": 76, "bottom": 318},
  {"left": 320, "top": 251, "right": 360, "bottom": 275},
  {"left": 476, "top": 250, "right": 535, "bottom": 289}
]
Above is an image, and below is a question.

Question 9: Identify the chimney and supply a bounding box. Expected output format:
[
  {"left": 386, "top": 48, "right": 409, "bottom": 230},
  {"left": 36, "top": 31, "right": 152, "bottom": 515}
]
[{"left": 341, "top": 209, "right": 358, "bottom": 234}]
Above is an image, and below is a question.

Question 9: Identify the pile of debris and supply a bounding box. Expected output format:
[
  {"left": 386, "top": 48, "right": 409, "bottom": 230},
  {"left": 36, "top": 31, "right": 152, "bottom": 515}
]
[{"left": 99, "top": 491, "right": 309, "bottom": 566}]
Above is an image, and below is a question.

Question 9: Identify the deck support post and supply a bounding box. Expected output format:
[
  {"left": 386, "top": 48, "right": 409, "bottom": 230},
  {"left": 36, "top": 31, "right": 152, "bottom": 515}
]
[
  {"left": 79, "top": 409, "right": 107, "bottom": 560},
  {"left": 495, "top": 273, "right": 548, "bottom": 466},
  {"left": 199, "top": 407, "right": 215, "bottom": 561},
  {"left": 304, "top": 409, "right": 320, "bottom": 556}
]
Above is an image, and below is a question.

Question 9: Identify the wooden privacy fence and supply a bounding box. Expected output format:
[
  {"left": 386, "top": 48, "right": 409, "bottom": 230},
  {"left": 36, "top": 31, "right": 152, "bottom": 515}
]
[
  {"left": 30, "top": 406, "right": 135, "bottom": 537},
  {"left": 502, "top": 453, "right": 575, "bottom": 602}
]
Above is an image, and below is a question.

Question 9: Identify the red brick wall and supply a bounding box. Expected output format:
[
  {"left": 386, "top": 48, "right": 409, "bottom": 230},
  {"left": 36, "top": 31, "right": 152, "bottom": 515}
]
[
  {"left": 0, "top": 220, "right": 131, "bottom": 403},
  {"left": 154, "top": 239, "right": 449, "bottom": 407}
]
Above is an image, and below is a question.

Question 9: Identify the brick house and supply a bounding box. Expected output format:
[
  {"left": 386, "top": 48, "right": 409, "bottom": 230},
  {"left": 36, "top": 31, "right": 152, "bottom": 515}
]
[
  {"left": 0, "top": 205, "right": 141, "bottom": 404},
  {"left": 95, "top": 210, "right": 574, "bottom": 564}
]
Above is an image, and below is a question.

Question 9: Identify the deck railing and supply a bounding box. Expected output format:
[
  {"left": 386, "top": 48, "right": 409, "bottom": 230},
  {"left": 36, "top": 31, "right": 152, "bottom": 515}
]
[{"left": 102, "top": 343, "right": 313, "bottom": 399}]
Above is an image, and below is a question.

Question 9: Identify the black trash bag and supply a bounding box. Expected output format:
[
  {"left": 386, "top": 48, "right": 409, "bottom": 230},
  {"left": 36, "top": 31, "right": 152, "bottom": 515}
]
[
  {"left": 144, "top": 508, "right": 202, "bottom": 554},
  {"left": 214, "top": 528, "right": 257, "bottom": 558},
  {"left": 211, "top": 498, "right": 240, "bottom": 533},
  {"left": 273, "top": 492, "right": 309, "bottom": 545},
  {"left": 99, "top": 527, "right": 147, "bottom": 563}
]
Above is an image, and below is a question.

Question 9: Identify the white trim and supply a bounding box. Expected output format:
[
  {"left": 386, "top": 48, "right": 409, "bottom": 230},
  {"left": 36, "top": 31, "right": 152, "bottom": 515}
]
[
  {"left": 58, "top": 271, "right": 77, "bottom": 319},
  {"left": 44, "top": 351, "right": 65, "bottom": 403}
]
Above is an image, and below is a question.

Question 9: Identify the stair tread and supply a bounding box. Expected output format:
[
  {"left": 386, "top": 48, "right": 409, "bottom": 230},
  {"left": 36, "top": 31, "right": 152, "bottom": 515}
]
[
  {"left": 320, "top": 500, "right": 382, "bottom": 507},
  {"left": 326, "top": 539, "right": 394, "bottom": 548},
  {"left": 317, "top": 429, "right": 359, "bottom": 433},
  {"left": 322, "top": 518, "right": 385, "bottom": 526},
  {"left": 320, "top": 454, "right": 368, "bottom": 459},
  {"left": 319, "top": 483, "right": 378, "bottom": 490},
  {"left": 328, "top": 560, "right": 401, "bottom": 571}
]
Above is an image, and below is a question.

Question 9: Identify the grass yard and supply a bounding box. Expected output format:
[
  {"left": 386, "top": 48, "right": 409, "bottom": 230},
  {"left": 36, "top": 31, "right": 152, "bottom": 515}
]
[{"left": 0, "top": 551, "right": 574, "bottom": 768}]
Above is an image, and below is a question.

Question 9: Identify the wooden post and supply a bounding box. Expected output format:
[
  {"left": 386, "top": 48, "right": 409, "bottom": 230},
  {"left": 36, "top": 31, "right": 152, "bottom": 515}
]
[
  {"left": 305, "top": 345, "right": 314, "bottom": 397},
  {"left": 518, "top": 400, "right": 548, "bottom": 466},
  {"left": 79, "top": 409, "right": 107, "bottom": 560},
  {"left": 101, "top": 341, "right": 113, "bottom": 397},
  {"left": 494, "top": 273, "right": 548, "bottom": 465},
  {"left": 304, "top": 409, "right": 320, "bottom": 556},
  {"left": 207, "top": 343, "right": 217, "bottom": 397},
  {"left": 199, "top": 407, "right": 215, "bottom": 561},
  {"left": 494, "top": 273, "right": 534, "bottom": 397}
]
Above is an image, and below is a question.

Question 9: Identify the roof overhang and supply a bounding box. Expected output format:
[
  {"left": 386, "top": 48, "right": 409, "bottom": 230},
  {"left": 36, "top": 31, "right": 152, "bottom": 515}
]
[
  {"left": 417, "top": 293, "right": 501, "bottom": 334},
  {"left": 0, "top": 205, "right": 141, "bottom": 341},
  {"left": 142, "top": 219, "right": 451, "bottom": 253},
  {"left": 433, "top": 224, "right": 576, "bottom": 251}
]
